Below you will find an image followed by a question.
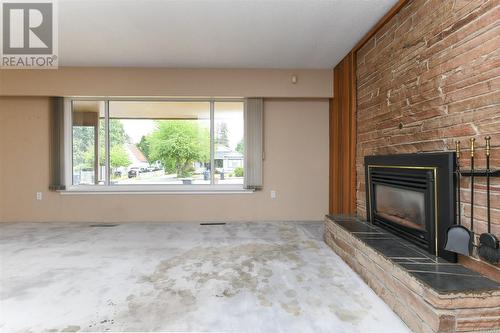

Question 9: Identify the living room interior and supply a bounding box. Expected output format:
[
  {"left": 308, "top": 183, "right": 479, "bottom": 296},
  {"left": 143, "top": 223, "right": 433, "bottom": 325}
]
[{"left": 0, "top": 1, "right": 499, "bottom": 333}]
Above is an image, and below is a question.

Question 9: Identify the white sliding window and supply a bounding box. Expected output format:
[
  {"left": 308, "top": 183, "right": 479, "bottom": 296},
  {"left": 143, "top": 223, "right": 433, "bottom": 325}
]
[{"left": 66, "top": 98, "right": 245, "bottom": 191}]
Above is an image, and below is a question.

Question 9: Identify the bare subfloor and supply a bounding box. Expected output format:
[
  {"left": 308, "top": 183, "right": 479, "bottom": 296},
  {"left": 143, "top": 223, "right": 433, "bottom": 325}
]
[{"left": 0, "top": 221, "right": 410, "bottom": 333}]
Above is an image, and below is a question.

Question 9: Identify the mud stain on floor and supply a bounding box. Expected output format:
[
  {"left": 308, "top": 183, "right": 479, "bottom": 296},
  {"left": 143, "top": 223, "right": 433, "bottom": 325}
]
[
  {"left": 117, "top": 225, "right": 319, "bottom": 326},
  {"left": 123, "top": 241, "right": 306, "bottom": 322},
  {"left": 280, "top": 299, "right": 301, "bottom": 316},
  {"left": 329, "top": 303, "right": 365, "bottom": 324}
]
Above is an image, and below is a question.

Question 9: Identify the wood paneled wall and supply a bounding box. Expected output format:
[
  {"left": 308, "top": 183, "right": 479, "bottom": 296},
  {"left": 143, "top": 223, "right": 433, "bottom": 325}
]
[{"left": 329, "top": 52, "right": 356, "bottom": 214}]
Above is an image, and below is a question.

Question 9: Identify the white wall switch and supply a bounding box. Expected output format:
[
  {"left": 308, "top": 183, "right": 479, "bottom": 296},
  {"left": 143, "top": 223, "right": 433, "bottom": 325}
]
[
  {"left": 270, "top": 190, "right": 277, "bottom": 199},
  {"left": 36, "top": 192, "right": 43, "bottom": 201}
]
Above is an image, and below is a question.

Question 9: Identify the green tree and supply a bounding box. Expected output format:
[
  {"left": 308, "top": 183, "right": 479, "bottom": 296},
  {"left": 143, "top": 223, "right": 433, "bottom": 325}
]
[
  {"left": 234, "top": 166, "right": 244, "bottom": 177},
  {"left": 137, "top": 135, "right": 151, "bottom": 162},
  {"left": 107, "top": 120, "right": 131, "bottom": 169},
  {"left": 110, "top": 145, "right": 131, "bottom": 169},
  {"left": 101, "top": 119, "right": 129, "bottom": 147},
  {"left": 72, "top": 127, "right": 95, "bottom": 169},
  {"left": 236, "top": 139, "right": 244, "bottom": 154},
  {"left": 95, "top": 121, "right": 131, "bottom": 167},
  {"left": 148, "top": 120, "right": 209, "bottom": 178},
  {"left": 83, "top": 144, "right": 131, "bottom": 170},
  {"left": 74, "top": 119, "right": 131, "bottom": 170}
]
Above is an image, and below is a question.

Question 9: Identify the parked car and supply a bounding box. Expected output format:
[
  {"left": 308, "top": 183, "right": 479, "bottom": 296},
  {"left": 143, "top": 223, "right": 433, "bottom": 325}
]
[{"left": 128, "top": 168, "right": 140, "bottom": 178}]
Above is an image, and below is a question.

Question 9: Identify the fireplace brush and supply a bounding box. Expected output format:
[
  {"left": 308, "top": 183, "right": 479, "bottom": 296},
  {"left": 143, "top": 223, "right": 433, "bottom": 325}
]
[{"left": 478, "top": 136, "right": 499, "bottom": 263}]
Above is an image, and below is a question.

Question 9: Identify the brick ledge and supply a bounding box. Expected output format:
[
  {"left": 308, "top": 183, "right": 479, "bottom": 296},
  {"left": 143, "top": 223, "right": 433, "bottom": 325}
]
[{"left": 324, "top": 215, "right": 500, "bottom": 333}]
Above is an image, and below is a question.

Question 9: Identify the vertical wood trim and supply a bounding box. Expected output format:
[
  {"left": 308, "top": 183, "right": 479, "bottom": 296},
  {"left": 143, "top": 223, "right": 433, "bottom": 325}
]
[
  {"left": 340, "top": 55, "right": 350, "bottom": 213},
  {"left": 329, "top": 99, "right": 336, "bottom": 212},
  {"left": 349, "top": 52, "right": 357, "bottom": 213},
  {"left": 330, "top": 66, "right": 340, "bottom": 213},
  {"left": 329, "top": 54, "right": 356, "bottom": 214}
]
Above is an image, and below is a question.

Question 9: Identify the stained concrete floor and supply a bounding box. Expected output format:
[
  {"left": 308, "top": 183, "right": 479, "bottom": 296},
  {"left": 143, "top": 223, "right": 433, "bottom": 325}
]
[{"left": 0, "top": 221, "right": 410, "bottom": 333}]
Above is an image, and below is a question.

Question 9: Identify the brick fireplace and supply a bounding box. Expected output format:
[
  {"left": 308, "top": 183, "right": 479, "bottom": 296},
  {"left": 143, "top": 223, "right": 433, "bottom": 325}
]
[
  {"left": 326, "top": 0, "right": 500, "bottom": 332},
  {"left": 355, "top": 0, "right": 500, "bottom": 273},
  {"left": 324, "top": 215, "right": 500, "bottom": 333}
]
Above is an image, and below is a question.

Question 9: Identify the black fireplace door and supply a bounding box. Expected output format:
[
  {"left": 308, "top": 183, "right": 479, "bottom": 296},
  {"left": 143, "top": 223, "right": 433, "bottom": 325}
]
[{"left": 369, "top": 167, "right": 436, "bottom": 253}]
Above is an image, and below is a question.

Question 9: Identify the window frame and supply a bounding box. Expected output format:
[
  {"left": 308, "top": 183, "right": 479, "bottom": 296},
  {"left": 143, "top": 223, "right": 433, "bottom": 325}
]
[{"left": 63, "top": 97, "right": 248, "bottom": 193}]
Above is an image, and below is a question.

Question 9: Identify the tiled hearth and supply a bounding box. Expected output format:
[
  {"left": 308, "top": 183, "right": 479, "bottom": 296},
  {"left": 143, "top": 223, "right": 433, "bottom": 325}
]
[{"left": 325, "top": 215, "right": 500, "bottom": 333}]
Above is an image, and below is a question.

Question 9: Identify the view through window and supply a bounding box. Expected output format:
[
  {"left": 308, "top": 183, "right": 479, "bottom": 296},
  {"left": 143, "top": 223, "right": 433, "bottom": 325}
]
[
  {"left": 70, "top": 100, "right": 244, "bottom": 187},
  {"left": 72, "top": 101, "right": 106, "bottom": 185}
]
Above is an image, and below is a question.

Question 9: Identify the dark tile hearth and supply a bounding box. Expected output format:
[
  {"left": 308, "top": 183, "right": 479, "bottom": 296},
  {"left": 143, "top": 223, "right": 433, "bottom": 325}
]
[
  {"left": 332, "top": 221, "right": 381, "bottom": 233},
  {"left": 409, "top": 272, "right": 499, "bottom": 293},
  {"left": 362, "top": 238, "right": 428, "bottom": 259},
  {"left": 327, "top": 214, "right": 500, "bottom": 294},
  {"left": 399, "top": 263, "right": 488, "bottom": 276}
]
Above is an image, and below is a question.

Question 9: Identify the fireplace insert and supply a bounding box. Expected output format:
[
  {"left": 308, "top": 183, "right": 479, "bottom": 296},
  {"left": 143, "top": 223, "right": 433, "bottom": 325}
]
[{"left": 365, "top": 153, "right": 456, "bottom": 262}]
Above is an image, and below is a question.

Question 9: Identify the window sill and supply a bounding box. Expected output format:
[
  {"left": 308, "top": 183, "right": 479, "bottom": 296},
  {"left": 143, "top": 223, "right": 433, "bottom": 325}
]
[{"left": 58, "top": 185, "right": 254, "bottom": 195}]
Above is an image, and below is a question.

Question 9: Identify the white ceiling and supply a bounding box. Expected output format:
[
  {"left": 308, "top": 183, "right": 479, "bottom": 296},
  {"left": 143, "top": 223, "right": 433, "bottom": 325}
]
[{"left": 58, "top": 0, "right": 397, "bottom": 69}]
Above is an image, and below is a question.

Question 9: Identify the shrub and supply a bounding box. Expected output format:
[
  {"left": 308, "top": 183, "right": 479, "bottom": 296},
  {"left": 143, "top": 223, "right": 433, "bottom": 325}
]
[
  {"left": 234, "top": 167, "right": 244, "bottom": 177},
  {"left": 178, "top": 166, "right": 195, "bottom": 178}
]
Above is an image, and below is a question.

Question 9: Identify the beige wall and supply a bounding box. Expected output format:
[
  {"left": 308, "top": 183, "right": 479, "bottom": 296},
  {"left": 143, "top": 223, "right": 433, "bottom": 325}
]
[
  {"left": 0, "top": 97, "right": 329, "bottom": 222},
  {"left": 0, "top": 67, "right": 333, "bottom": 98}
]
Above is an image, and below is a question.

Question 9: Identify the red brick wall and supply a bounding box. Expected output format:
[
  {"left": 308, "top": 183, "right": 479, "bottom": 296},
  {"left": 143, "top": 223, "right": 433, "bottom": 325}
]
[{"left": 356, "top": 0, "right": 500, "bottom": 259}]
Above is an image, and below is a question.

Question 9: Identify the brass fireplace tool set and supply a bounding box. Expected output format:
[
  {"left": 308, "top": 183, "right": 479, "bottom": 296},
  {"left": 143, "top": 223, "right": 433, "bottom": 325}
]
[{"left": 445, "top": 137, "right": 499, "bottom": 264}]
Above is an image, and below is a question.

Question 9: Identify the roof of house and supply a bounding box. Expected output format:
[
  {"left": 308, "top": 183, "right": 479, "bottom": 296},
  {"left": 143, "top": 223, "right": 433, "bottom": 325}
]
[
  {"left": 127, "top": 144, "right": 148, "bottom": 163},
  {"left": 215, "top": 145, "right": 243, "bottom": 160}
]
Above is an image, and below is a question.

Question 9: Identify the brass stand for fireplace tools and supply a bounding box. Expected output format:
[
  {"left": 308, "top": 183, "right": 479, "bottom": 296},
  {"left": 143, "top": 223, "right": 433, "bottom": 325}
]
[
  {"left": 444, "top": 140, "right": 474, "bottom": 256},
  {"left": 478, "top": 136, "right": 500, "bottom": 263}
]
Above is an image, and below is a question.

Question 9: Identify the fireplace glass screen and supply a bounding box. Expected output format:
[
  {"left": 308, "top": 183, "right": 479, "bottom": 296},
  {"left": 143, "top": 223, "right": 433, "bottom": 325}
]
[{"left": 374, "top": 185, "right": 426, "bottom": 231}]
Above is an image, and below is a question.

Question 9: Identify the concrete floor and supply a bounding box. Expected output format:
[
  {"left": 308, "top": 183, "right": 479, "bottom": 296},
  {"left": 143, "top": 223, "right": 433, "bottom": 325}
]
[{"left": 0, "top": 221, "right": 410, "bottom": 333}]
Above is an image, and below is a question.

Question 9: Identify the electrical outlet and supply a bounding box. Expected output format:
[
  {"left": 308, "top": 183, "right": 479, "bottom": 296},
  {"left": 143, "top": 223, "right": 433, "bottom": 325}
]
[
  {"left": 270, "top": 190, "right": 277, "bottom": 199},
  {"left": 36, "top": 192, "right": 43, "bottom": 201}
]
